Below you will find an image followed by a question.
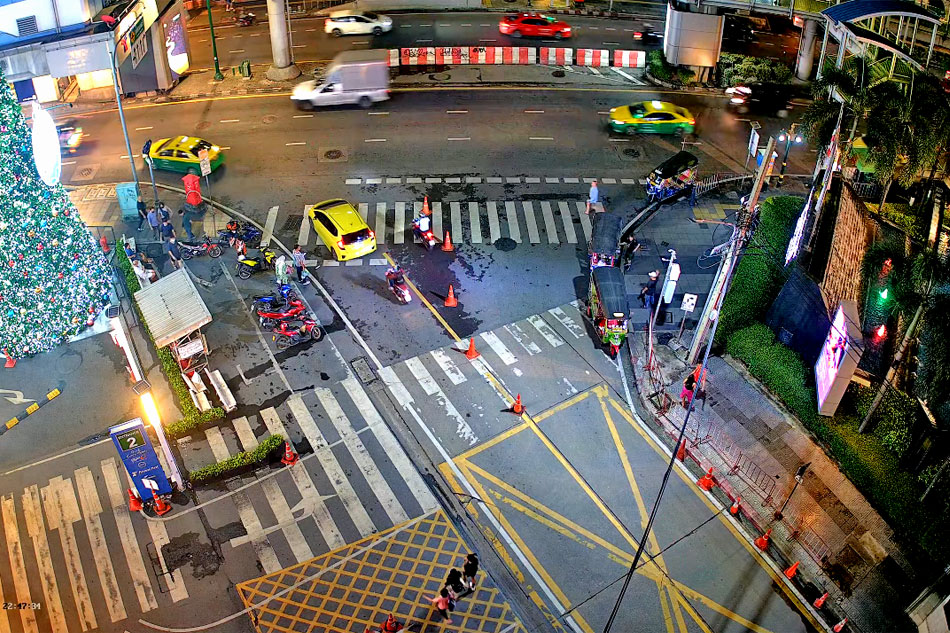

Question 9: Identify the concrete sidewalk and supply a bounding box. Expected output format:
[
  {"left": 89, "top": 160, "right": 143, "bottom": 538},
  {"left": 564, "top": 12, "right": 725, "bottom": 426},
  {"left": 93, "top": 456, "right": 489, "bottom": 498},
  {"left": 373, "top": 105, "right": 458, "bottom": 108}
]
[{"left": 629, "top": 331, "right": 917, "bottom": 633}]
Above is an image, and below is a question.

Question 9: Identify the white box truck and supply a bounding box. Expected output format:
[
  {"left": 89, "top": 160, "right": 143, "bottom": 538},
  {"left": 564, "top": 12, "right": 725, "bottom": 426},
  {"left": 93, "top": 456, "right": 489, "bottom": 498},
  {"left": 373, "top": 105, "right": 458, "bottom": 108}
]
[{"left": 291, "top": 50, "right": 390, "bottom": 109}]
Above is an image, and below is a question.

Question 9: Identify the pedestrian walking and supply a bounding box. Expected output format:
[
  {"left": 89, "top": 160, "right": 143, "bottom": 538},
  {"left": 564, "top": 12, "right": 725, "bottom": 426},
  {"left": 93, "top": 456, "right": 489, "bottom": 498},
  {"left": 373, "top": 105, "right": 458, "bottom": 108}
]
[
  {"left": 426, "top": 588, "right": 454, "bottom": 624},
  {"left": 445, "top": 568, "right": 464, "bottom": 598},
  {"left": 619, "top": 234, "right": 638, "bottom": 273},
  {"left": 224, "top": 0, "right": 234, "bottom": 11},
  {"left": 275, "top": 255, "right": 289, "bottom": 285},
  {"left": 586, "top": 180, "right": 600, "bottom": 214},
  {"left": 136, "top": 195, "right": 148, "bottom": 231},
  {"left": 147, "top": 206, "right": 160, "bottom": 240},
  {"left": 680, "top": 372, "right": 697, "bottom": 408},
  {"left": 692, "top": 364, "right": 709, "bottom": 410},
  {"left": 158, "top": 201, "right": 171, "bottom": 223},
  {"left": 167, "top": 237, "right": 182, "bottom": 270},
  {"left": 180, "top": 208, "right": 195, "bottom": 241},
  {"left": 462, "top": 553, "right": 479, "bottom": 591},
  {"left": 161, "top": 218, "right": 176, "bottom": 243},
  {"left": 292, "top": 245, "right": 309, "bottom": 284},
  {"left": 643, "top": 270, "right": 660, "bottom": 313}
]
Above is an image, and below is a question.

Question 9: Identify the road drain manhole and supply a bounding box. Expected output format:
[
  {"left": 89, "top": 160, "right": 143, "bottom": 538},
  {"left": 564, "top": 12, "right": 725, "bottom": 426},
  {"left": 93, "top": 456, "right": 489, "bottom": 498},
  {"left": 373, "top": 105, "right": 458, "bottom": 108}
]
[
  {"left": 324, "top": 149, "right": 343, "bottom": 160},
  {"left": 318, "top": 147, "right": 348, "bottom": 162},
  {"left": 429, "top": 73, "right": 450, "bottom": 81},
  {"left": 262, "top": 114, "right": 278, "bottom": 124},
  {"left": 552, "top": 70, "right": 566, "bottom": 78},
  {"left": 194, "top": 120, "right": 211, "bottom": 131},
  {"left": 623, "top": 148, "right": 640, "bottom": 158}
]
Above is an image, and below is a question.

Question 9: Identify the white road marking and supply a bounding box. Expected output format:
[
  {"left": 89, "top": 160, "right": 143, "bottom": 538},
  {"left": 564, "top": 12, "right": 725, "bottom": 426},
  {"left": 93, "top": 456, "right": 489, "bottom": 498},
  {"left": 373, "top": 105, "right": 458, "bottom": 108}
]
[
  {"left": 588, "top": 67, "right": 603, "bottom": 76},
  {"left": 394, "top": 201, "right": 406, "bottom": 244},
  {"left": 588, "top": 26, "right": 599, "bottom": 30},
  {"left": 293, "top": 114, "right": 314, "bottom": 118},
  {"left": 480, "top": 331, "right": 517, "bottom": 366},
  {"left": 261, "top": 205, "right": 278, "bottom": 246},
  {"left": 404, "top": 357, "right": 478, "bottom": 445},
  {"left": 504, "top": 201, "right": 521, "bottom": 243},
  {"left": 345, "top": 178, "right": 361, "bottom": 184},
  {"left": 119, "top": 154, "right": 140, "bottom": 159},
  {"left": 364, "top": 138, "right": 387, "bottom": 142},
  {"left": 298, "top": 205, "right": 311, "bottom": 246},
  {"left": 522, "top": 201, "right": 541, "bottom": 243},
  {"left": 366, "top": 177, "right": 382, "bottom": 184},
  {"left": 135, "top": 126, "right": 153, "bottom": 130},
  {"left": 597, "top": 111, "right": 610, "bottom": 115},
  {"left": 528, "top": 314, "right": 565, "bottom": 347},
  {"left": 401, "top": 24, "right": 412, "bottom": 27},
  {"left": 576, "top": 201, "right": 593, "bottom": 242},
  {"left": 101, "top": 458, "right": 159, "bottom": 612},
  {"left": 75, "top": 467, "right": 126, "bottom": 623},
  {"left": 376, "top": 202, "right": 387, "bottom": 244},
  {"left": 144, "top": 514, "right": 189, "bottom": 602},
  {"left": 621, "top": 178, "right": 637, "bottom": 184},
  {"left": 479, "top": 38, "right": 497, "bottom": 42},
  {"left": 431, "top": 201, "right": 443, "bottom": 240},
  {"left": 386, "top": 177, "right": 401, "bottom": 183},
  {"left": 530, "top": 137, "right": 554, "bottom": 141},
  {"left": 603, "top": 42, "right": 620, "bottom": 45},
  {"left": 62, "top": 160, "right": 76, "bottom": 165},
  {"left": 525, "top": 109, "right": 544, "bottom": 113},
  {"left": 605, "top": 27, "right": 617, "bottom": 30},
  {"left": 369, "top": 258, "right": 388, "bottom": 266},
  {"left": 228, "top": 49, "right": 245, "bottom": 53},
  {"left": 609, "top": 138, "right": 631, "bottom": 142},
  {"left": 546, "top": 177, "right": 559, "bottom": 183},
  {"left": 506, "top": 176, "right": 520, "bottom": 183},
  {"left": 445, "top": 177, "right": 461, "bottom": 183},
  {"left": 219, "top": 118, "right": 240, "bottom": 122},
  {"left": 539, "top": 201, "right": 559, "bottom": 244},
  {"left": 487, "top": 201, "right": 501, "bottom": 243},
  {"left": 447, "top": 137, "right": 471, "bottom": 141},
  {"left": 564, "top": 177, "right": 579, "bottom": 183},
  {"left": 446, "top": 109, "right": 468, "bottom": 113},
  {"left": 430, "top": 348, "right": 467, "bottom": 385},
  {"left": 461, "top": 23, "right": 472, "bottom": 26},
  {"left": 285, "top": 141, "right": 306, "bottom": 146},
  {"left": 43, "top": 477, "right": 96, "bottom": 631},
  {"left": 439, "top": 23, "right": 451, "bottom": 26},
  {"left": 505, "top": 323, "right": 542, "bottom": 355},
  {"left": 525, "top": 177, "right": 540, "bottom": 183},
  {"left": 487, "top": 176, "right": 502, "bottom": 183},
  {"left": 450, "top": 201, "right": 463, "bottom": 242},
  {"left": 611, "top": 67, "right": 637, "bottom": 81},
  {"left": 466, "top": 176, "right": 482, "bottom": 183},
  {"left": 469, "top": 201, "right": 482, "bottom": 244},
  {"left": 557, "top": 201, "right": 578, "bottom": 244},
  {"left": 601, "top": 178, "right": 617, "bottom": 184},
  {"left": 549, "top": 306, "right": 585, "bottom": 339},
  {"left": 22, "top": 486, "right": 67, "bottom": 631},
  {"left": 367, "top": 111, "right": 389, "bottom": 115},
  {"left": 292, "top": 44, "right": 307, "bottom": 48},
  {"left": 416, "top": 38, "right": 433, "bottom": 42},
  {"left": 1, "top": 495, "right": 31, "bottom": 633}
]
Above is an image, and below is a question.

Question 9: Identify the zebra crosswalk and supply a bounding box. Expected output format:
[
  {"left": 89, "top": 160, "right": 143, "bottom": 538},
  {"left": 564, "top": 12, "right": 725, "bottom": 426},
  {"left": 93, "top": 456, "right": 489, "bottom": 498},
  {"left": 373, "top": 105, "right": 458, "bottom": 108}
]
[{"left": 296, "top": 199, "right": 602, "bottom": 248}]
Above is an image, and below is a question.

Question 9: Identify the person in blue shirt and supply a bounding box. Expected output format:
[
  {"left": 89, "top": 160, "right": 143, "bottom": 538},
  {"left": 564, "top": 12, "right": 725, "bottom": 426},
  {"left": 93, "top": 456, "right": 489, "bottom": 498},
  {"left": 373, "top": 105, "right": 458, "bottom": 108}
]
[{"left": 167, "top": 237, "right": 182, "bottom": 270}]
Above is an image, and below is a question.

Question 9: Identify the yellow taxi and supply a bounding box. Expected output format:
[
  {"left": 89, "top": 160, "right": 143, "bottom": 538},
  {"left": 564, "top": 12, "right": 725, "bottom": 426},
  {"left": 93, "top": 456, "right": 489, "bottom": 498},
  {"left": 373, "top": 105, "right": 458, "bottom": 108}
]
[
  {"left": 307, "top": 198, "right": 377, "bottom": 261},
  {"left": 608, "top": 100, "right": 695, "bottom": 136},
  {"left": 147, "top": 136, "right": 224, "bottom": 174}
]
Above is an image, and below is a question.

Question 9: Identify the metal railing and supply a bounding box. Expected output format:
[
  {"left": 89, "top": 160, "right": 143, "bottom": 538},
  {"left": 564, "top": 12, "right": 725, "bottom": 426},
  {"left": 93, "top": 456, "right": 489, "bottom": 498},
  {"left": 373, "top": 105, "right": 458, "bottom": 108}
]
[
  {"left": 795, "top": 523, "right": 833, "bottom": 564},
  {"left": 694, "top": 172, "right": 753, "bottom": 198}
]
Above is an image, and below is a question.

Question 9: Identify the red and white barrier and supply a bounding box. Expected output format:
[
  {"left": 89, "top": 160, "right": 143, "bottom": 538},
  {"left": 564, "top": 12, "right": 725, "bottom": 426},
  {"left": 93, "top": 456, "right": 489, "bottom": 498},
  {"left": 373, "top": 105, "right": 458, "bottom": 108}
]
[
  {"left": 502, "top": 47, "right": 536, "bottom": 64},
  {"left": 402, "top": 47, "right": 536, "bottom": 65},
  {"left": 434, "top": 47, "right": 471, "bottom": 65},
  {"left": 613, "top": 49, "right": 646, "bottom": 68},
  {"left": 401, "top": 47, "right": 435, "bottom": 66},
  {"left": 575, "top": 48, "right": 609, "bottom": 67},
  {"left": 539, "top": 47, "right": 573, "bottom": 66},
  {"left": 388, "top": 49, "right": 400, "bottom": 67}
]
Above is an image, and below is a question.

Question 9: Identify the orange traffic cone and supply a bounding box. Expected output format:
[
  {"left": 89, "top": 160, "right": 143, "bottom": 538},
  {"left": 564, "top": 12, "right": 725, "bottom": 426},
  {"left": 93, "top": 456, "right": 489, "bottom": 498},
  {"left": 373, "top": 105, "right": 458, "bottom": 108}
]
[
  {"left": 464, "top": 338, "right": 480, "bottom": 360},
  {"left": 813, "top": 592, "right": 828, "bottom": 608},
  {"left": 127, "top": 488, "right": 143, "bottom": 512},
  {"left": 441, "top": 231, "right": 455, "bottom": 252},
  {"left": 281, "top": 441, "right": 299, "bottom": 466},
  {"left": 729, "top": 497, "right": 741, "bottom": 515},
  {"left": 151, "top": 490, "right": 172, "bottom": 517},
  {"left": 833, "top": 617, "right": 848, "bottom": 632},
  {"left": 784, "top": 561, "right": 800, "bottom": 579},
  {"left": 100, "top": 235, "right": 110, "bottom": 254},
  {"left": 696, "top": 468, "right": 715, "bottom": 491},
  {"left": 754, "top": 528, "right": 771, "bottom": 551},
  {"left": 675, "top": 440, "right": 686, "bottom": 462},
  {"left": 511, "top": 394, "right": 524, "bottom": 415},
  {"left": 444, "top": 285, "right": 458, "bottom": 307},
  {"left": 3, "top": 349, "right": 14, "bottom": 369},
  {"left": 422, "top": 196, "right": 431, "bottom": 216}
]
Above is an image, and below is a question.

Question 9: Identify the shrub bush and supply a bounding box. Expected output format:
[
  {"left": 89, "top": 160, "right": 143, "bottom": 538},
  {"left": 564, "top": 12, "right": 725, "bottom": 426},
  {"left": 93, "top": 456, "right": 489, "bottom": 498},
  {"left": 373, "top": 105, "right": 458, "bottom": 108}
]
[
  {"left": 647, "top": 50, "right": 697, "bottom": 85},
  {"left": 715, "top": 196, "right": 804, "bottom": 346},
  {"left": 717, "top": 53, "right": 793, "bottom": 87},
  {"left": 189, "top": 434, "right": 284, "bottom": 484}
]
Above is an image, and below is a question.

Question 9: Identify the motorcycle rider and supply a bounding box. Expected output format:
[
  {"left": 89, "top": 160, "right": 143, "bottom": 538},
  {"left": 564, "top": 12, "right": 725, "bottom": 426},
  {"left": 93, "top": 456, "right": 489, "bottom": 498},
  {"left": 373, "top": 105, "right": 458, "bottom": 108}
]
[
  {"left": 411, "top": 213, "right": 431, "bottom": 239},
  {"left": 385, "top": 265, "right": 405, "bottom": 290}
]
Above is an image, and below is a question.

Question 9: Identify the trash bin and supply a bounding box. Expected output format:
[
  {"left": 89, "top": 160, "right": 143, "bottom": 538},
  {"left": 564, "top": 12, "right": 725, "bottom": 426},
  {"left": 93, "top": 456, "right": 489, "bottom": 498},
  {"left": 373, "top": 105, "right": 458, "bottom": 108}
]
[{"left": 116, "top": 182, "right": 140, "bottom": 221}]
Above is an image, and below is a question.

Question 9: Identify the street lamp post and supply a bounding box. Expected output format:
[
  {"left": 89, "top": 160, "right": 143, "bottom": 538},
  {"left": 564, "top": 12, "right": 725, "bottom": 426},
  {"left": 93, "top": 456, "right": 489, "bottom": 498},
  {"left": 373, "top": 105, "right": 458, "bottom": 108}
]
[
  {"left": 108, "top": 19, "right": 141, "bottom": 196},
  {"left": 774, "top": 462, "right": 810, "bottom": 521},
  {"left": 206, "top": 0, "right": 225, "bottom": 81},
  {"left": 777, "top": 124, "right": 803, "bottom": 187}
]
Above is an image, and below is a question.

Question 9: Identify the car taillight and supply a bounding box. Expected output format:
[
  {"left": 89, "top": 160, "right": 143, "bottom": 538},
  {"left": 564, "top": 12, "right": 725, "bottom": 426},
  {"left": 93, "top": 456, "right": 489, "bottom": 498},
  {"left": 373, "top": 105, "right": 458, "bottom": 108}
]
[
  {"left": 337, "top": 240, "right": 344, "bottom": 249},
  {"left": 688, "top": 119, "right": 695, "bottom": 125},
  {"left": 368, "top": 230, "right": 375, "bottom": 239}
]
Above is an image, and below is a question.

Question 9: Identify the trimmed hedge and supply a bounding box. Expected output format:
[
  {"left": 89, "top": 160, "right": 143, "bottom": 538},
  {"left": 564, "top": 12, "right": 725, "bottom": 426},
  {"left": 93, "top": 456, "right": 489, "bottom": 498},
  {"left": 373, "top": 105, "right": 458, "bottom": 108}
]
[
  {"left": 726, "top": 323, "right": 950, "bottom": 572},
  {"left": 717, "top": 53, "right": 793, "bottom": 87},
  {"left": 189, "top": 434, "right": 284, "bottom": 485},
  {"left": 648, "top": 50, "right": 696, "bottom": 85},
  {"left": 116, "top": 247, "right": 224, "bottom": 438},
  {"left": 715, "top": 196, "right": 804, "bottom": 346}
]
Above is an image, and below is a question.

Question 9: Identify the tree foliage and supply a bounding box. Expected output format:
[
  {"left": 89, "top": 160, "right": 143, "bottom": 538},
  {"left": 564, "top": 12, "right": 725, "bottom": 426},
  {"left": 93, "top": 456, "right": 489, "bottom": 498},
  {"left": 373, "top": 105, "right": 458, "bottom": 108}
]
[{"left": 716, "top": 53, "right": 792, "bottom": 87}]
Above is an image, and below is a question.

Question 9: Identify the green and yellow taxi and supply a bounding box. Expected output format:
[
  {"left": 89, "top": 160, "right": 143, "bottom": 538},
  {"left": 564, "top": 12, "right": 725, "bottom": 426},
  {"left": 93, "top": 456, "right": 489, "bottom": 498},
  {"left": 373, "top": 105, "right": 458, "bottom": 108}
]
[
  {"left": 307, "top": 198, "right": 377, "bottom": 261},
  {"left": 147, "top": 136, "right": 224, "bottom": 173},
  {"left": 608, "top": 100, "right": 695, "bottom": 136}
]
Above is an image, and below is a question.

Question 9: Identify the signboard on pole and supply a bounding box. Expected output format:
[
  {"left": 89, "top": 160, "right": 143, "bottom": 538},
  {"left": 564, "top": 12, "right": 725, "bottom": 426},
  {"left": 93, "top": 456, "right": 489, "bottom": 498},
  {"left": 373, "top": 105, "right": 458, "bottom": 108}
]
[
  {"left": 198, "top": 149, "right": 211, "bottom": 177},
  {"left": 680, "top": 293, "right": 698, "bottom": 313},
  {"left": 128, "top": 17, "right": 148, "bottom": 70},
  {"left": 110, "top": 418, "right": 172, "bottom": 501},
  {"left": 748, "top": 128, "right": 759, "bottom": 159}
]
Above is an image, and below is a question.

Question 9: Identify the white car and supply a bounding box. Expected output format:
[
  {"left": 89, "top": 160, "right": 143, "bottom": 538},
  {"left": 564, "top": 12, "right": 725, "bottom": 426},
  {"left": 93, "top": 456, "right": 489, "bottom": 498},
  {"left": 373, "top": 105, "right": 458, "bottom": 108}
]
[{"left": 324, "top": 11, "right": 393, "bottom": 37}]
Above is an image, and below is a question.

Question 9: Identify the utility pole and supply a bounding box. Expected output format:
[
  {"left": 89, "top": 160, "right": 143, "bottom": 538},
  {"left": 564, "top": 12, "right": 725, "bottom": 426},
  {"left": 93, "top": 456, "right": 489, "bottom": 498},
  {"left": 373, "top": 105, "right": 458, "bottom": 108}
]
[
  {"left": 265, "top": 0, "right": 300, "bottom": 80},
  {"left": 205, "top": 0, "right": 224, "bottom": 81},
  {"left": 688, "top": 137, "right": 776, "bottom": 365}
]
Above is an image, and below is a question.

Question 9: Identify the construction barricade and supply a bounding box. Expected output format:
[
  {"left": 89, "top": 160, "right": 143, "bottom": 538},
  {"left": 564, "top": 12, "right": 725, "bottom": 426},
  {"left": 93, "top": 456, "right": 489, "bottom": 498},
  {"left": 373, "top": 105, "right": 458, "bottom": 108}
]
[
  {"left": 401, "top": 46, "right": 537, "bottom": 66},
  {"left": 388, "top": 49, "right": 400, "bottom": 67},
  {"left": 612, "top": 49, "right": 646, "bottom": 68},
  {"left": 575, "top": 48, "right": 610, "bottom": 66},
  {"left": 539, "top": 47, "right": 573, "bottom": 66}
]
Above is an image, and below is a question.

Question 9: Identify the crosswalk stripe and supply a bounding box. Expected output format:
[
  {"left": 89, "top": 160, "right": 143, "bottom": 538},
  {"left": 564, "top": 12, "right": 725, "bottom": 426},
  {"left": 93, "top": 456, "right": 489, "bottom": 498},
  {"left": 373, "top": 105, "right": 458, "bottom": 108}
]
[
  {"left": 206, "top": 427, "right": 281, "bottom": 574},
  {"left": 298, "top": 206, "right": 311, "bottom": 246},
  {"left": 260, "top": 405, "right": 345, "bottom": 550},
  {"left": 288, "top": 395, "right": 376, "bottom": 537},
  {"left": 413, "top": 201, "right": 422, "bottom": 243},
  {"left": 557, "top": 201, "right": 578, "bottom": 244},
  {"left": 522, "top": 201, "right": 541, "bottom": 243},
  {"left": 43, "top": 476, "right": 97, "bottom": 631},
  {"left": 505, "top": 201, "right": 521, "bottom": 243},
  {"left": 358, "top": 202, "right": 370, "bottom": 223},
  {"left": 540, "top": 201, "right": 559, "bottom": 244},
  {"left": 450, "top": 201, "right": 463, "bottom": 242},
  {"left": 101, "top": 458, "right": 159, "bottom": 612},
  {"left": 1, "top": 495, "right": 31, "bottom": 633},
  {"left": 341, "top": 377, "right": 438, "bottom": 512},
  {"left": 375, "top": 203, "right": 387, "bottom": 244},
  {"left": 469, "top": 202, "right": 482, "bottom": 244},
  {"left": 144, "top": 515, "right": 189, "bottom": 602},
  {"left": 430, "top": 349, "right": 466, "bottom": 385},
  {"left": 316, "top": 387, "right": 409, "bottom": 525},
  {"left": 505, "top": 323, "right": 542, "bottom": 355},
  {"left": 404, "top": 357, "right": 478, "bottom": 445},
  {"left": 394, "top": 202, "right": 406, "bottom": 244},
  {"left": 480, "top": 331, "right": 518, "bottom": 366},
  {"left": 487, "top": 201, "right": 501, "bottom": 243},
  {"left": 528, "top": 314, "right": 565, "bottom": 347},
  {"left": 232, "top": 417, "right": 314, "bottom": 565},
  {"left": 548, "top": 306, "right": 585, "bottom": 339},
  {"left": 262, "top": 205, "right": 279, "bottom": 246},
  {"left": 22, "top": 485, "right": 67, "bottom": 631},
  {"left": 432, "top": 201, "right": 443, "bottom": 240},
  {"left": 576, "top": 202, "right": 593, "bottom": 242},
  {"left": 75, "top": 467, "right": 127, "bottom": 623}
]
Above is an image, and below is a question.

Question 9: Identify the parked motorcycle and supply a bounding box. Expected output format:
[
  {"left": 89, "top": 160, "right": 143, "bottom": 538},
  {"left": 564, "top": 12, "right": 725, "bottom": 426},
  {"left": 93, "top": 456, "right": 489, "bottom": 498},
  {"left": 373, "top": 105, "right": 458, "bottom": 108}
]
[
  {"left": 252, "top": 283, "right": 299, "bottom": 311},
  {"left": 258, "top": 299, "right": 307, "bottom": 329},
  {"left": 179, "top": 236, "right": 223, "bottom": 260},
  {"left": 272, "top": 317, "right": 323, "bottom": 349},
  {"left": 235, "top": 248, "right": 276, "bottom": 280},
  {"left": 236, "top": 11, "right": 255, "bottom": 26},
  {"left": 218, "top": 221, "right": 263, "bottom": 249}
]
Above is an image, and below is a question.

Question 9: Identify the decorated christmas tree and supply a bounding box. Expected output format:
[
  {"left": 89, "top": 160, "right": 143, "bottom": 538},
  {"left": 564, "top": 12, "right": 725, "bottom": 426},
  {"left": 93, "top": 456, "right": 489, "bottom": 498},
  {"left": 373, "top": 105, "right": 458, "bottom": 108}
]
[{"left": 0, "top": 68, "right": 111, "bottom": 359}]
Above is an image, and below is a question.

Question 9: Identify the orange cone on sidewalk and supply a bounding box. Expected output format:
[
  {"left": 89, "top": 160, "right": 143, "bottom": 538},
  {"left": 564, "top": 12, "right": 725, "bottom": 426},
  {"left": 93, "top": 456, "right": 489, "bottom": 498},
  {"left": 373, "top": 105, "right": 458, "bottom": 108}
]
[
  {"left": 422, "top": 196, "right": 431, "bottom": 216},
  {"left": 444, "top": 285, "right": 458, "bottom": 307},
  {"left": 833, "top": 618, "right": 848, "bottom": 632},
  {"left": 127, "top": 488, "right": 143, "bottom": 512},
  {"left": 441, "top": 231, "right": 455, "bottom": 252},
  {"left": 281, "top": 441, "right": 299, "bottom": 466},
  {"left": 754, "top": 528, "right": 772, "bottom": 551},
  {"left": 151, "top": 490, "right": 172, "bottom": 517},
  {"left": 511, "top": 394, "right": 524, "bottom": 415},
  {"left": 464, "top": 338, "right": 480, "bottom": 360},
  {"left": 3, "top": 349, "right": 14, "bottom": 369},
  {"left": 676, "top": 440, "right": 686, "bottom": 462},
  {"left": 696, "top": 468, "right": 715, "bottom": 491},
  {"left": 784, "top": 561, "right": 800, "bottom": 579},
  {"left": 813, "top": 592, "right": 829, "bottom": 608},
  {"left": 729, "top": 497, "right": 741, "bottom": 515}
]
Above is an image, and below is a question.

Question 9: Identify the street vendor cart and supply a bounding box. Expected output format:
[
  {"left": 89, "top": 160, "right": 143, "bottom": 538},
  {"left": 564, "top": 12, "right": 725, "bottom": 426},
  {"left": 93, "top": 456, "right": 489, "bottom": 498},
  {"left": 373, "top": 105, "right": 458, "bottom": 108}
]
[
  {"left": 134, "top": 268, "right": 236, "bottom": 414},
  {"left": 646, "top": 151, "right": 699, "bottom": 202},
  {"left": 589, "top": 213, "right": 622, "bottom": 270},
  {"left": 586, "top": 266, "right": 629, "bottom": 357}
]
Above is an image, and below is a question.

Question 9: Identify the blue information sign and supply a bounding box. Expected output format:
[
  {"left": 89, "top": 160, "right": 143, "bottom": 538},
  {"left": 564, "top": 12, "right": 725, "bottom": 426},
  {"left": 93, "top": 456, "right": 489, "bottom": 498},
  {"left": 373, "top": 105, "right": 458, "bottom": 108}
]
[{"left": 110, "top": 418, "right": 172, "bottom": 500}]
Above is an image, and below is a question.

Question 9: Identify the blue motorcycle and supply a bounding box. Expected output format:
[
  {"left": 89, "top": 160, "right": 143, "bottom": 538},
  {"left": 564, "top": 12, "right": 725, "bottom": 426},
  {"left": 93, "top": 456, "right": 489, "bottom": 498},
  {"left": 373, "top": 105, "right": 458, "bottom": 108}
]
[{"left": 252, "top": 282, "right": 298, "bottom": 310}]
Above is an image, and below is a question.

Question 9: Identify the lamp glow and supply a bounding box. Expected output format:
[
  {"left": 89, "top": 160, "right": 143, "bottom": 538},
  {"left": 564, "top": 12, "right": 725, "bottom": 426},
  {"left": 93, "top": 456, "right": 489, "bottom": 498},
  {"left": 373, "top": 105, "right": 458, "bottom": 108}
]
[
  {"left": 140, "top": 392, "right": 162, "bottom": 429},
  {"left": 30, "top": 101, "right": 62, "bottom": 186}
]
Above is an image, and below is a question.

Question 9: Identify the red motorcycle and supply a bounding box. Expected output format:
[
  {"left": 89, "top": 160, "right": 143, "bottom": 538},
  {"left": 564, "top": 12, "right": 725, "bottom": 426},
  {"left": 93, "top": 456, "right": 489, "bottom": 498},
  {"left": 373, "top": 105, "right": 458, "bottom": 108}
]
[
  {"left": 179, "top": 236, "right": 223, "bottom": 260},
  {"left": 258, "top": 299, "right": 306, "bottom": 329},
  {"left": 272, "top": 318, "right": 323, "bottom": 349}
]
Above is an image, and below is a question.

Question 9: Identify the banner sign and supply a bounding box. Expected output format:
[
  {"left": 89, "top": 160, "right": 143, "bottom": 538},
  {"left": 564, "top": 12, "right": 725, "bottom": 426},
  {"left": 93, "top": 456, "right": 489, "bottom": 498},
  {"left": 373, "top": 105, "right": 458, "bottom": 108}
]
[{"left": 110, "top": 418, "right": 172, "bottom": 501}]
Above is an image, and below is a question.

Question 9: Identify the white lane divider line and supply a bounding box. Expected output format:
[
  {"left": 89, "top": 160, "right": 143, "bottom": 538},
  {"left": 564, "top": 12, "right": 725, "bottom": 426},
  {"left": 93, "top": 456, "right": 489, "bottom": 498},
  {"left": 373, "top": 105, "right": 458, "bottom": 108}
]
[
  {"left": 228, "top": 49, "right": 245, "bottom": 53},
  {"left": 293, "top": 114, "right": 313, "bottom": 118},
  {"left": 404, "top": 357, "right": 478, "bottom": 445},
  {"left": 285, "top": 141, "right": 307, "bottom": 146},
  {"left": 447, "top": 137, "right": 470, "bottom": 141},
  {"left": 446, "top": 109, "right": 468, "bottom": 113},
  {"left": 219, "top": 118, "right": 240, "bottom": 123},
  {"left": 62, "top": 160, "right": 76, "bottom": 165},
  {"left": 368, "top": 111, "right": 389, "bottom": 115},
  {"left": 529, "top": 137, "right": 554, "bottom": 141},
  {"left": 415, "top": 38, "right": 433, "bottom": 42},
  {"left": 135, "top": 126, "right": 153, "bottom": 130},
  {"left": 479, "top": 38, "right": 497, "bottom": 42},
  {"left": 525, "top": 109, "right": 544, "bottom": 113},
  {"left": 609, "top": 138, "right": 631, "bottom": 143},
  {"left": 364, "top": 138, "right": 387, "bottom": 142}
]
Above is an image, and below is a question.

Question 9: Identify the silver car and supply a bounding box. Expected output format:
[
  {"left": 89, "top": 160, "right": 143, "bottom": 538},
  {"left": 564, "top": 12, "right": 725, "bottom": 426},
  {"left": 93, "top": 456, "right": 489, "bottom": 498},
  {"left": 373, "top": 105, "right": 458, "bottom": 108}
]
[{"left": 324, "top": 10, "right": 393, "bottom": 37}]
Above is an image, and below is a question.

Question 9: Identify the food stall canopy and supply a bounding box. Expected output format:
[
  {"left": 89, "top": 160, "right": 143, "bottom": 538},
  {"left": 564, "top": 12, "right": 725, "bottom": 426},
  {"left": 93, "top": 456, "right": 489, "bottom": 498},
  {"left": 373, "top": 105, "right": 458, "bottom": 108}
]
[{"left": 134, "top": 268, "right": 212, "bottom": 348}]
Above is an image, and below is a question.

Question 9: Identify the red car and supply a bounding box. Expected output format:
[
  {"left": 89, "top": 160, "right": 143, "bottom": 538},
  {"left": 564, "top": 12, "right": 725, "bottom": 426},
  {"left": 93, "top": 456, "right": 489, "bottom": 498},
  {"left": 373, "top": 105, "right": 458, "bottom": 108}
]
[{"left": 498, "top": 13, "right": 572, "bottom": 39}]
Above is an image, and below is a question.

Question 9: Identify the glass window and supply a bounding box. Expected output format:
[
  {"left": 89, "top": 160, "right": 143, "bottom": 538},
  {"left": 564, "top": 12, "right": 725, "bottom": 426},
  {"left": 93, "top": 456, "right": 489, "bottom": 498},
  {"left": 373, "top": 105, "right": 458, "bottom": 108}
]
[
  {"left": 175, "top": 150, "right": 191, "bottom": 159},
  {"left": 364, "top": 12, "right": 379, "bottom": 19},
  {"left": 159, "top": 150, "right": 175, "bottom": 157},
  {"left": 342, "top": 228, "right": 371, "bottom": 245},
  {"left": 316, "top": 212, "right": 338, "bottom": 236}
]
